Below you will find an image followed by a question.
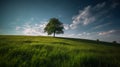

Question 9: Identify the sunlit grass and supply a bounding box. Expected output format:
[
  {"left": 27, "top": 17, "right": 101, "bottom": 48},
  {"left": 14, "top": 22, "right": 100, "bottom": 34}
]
[{"left": 0, "top": 35, "right": 120, "bottom": 67}]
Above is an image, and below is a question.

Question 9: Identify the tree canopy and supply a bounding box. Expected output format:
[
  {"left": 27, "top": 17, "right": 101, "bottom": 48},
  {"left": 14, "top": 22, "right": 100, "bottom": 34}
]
[{"left": 44, "top": 18, "right": 64, "bottom": 37}]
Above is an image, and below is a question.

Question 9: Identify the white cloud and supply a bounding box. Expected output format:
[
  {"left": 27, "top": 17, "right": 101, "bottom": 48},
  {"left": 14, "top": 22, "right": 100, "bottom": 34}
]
[
  {"left": 77, "top": 32, "right": 91, "bottom": 38},
  {"left": 16, "top": 21, "right": 48, "bottom": 36},
  {"left": 63, "top": 24, "right": 70, "bottom": 30},
  {"left": 69, "top": 24, "right": 77, "bottom": 29},
  {"left": 70, "top": 2, "right": 106, "bottom": 29},
  {"left": 98, "top": 30, "right": 115, "bottom": 36},
  {"left": 70, "top": 6, "right": 92, "bottom": 29}
]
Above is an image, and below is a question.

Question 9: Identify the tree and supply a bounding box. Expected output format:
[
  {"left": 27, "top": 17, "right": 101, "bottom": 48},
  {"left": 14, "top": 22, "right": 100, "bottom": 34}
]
[
  {"left": 113, "top": 41, "right": 117, "bottom": 44},
  {"left": 96, "top": 39, "right": 100, "bottom": 42},
  {"left": 44, "top": 18, "right": 64, "bottom": 37}
]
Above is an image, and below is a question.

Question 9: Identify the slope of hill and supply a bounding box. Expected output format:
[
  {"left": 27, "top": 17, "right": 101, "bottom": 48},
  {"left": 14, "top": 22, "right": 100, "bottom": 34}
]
[{"left": 0, "top": 35, "right": 120, "bottom": 67}]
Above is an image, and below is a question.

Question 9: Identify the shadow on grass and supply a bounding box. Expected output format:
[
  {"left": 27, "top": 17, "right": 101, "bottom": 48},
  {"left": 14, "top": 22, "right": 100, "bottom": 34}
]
[
  {"left": 23, "top": 40, "right": 32, "bottom": 43},
  {"left": 51, "top": 42, "right": 70, "bottom": 45},
  {"left": 78, "top": 57, "right": 118, "bottom": 67}
]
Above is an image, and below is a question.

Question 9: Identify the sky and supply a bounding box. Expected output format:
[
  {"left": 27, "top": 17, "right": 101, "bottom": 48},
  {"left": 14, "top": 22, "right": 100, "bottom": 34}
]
[{"left": 0, "top": 0, "right": 120, "bottom": 43}]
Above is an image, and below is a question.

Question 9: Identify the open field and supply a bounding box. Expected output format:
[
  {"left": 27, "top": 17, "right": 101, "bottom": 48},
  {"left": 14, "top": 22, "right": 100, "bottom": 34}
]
[{"left": 0, "top": 35, "right": 120, "bottom": 67}]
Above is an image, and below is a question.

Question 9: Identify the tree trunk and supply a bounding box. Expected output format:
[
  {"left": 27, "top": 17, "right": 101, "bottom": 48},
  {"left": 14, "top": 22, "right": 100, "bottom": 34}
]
[{"left": 53, "top": 31, "right": 55, "bottom": 37}]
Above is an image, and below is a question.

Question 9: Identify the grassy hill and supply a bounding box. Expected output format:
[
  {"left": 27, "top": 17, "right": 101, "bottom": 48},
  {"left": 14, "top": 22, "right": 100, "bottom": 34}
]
[{"left": 0, "top": 35, "right": 120, "bottom": 67}]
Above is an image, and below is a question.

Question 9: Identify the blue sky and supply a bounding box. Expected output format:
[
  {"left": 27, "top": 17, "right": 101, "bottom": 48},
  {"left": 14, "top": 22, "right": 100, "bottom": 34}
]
[{"left": 0, "top": 0, "right": 120, "bottom": 43}]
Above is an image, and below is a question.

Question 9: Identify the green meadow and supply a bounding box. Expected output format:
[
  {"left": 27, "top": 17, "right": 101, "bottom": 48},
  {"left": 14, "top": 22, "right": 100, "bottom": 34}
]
[{"left": 0, "top": 35, "right": 120, "bottom": 67}]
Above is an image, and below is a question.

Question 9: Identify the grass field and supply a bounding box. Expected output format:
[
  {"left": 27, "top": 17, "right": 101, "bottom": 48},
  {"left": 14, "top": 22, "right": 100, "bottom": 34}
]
[{"left": 0, "top": 35, "right": 120, "bottom": 67}]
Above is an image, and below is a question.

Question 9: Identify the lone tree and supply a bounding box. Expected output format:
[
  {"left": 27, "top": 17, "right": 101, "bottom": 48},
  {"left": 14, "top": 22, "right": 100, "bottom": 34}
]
[{"left": 44, "top": 18, "right": 64, "bottom": 37}]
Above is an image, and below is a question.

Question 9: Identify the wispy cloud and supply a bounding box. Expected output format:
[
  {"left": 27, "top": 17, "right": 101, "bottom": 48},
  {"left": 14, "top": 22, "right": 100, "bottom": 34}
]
[
  {"left": 70, "top": 2, "right": 107, "bottom": 29},
  {"left": 93, "top": 23, "right": 111, "bottom": 29},
  {"left": 98, "top": 30, "right": 115, "bottom": 35},
  {"left": 70, "top": 6, "right": 94, "bottom": 29}
]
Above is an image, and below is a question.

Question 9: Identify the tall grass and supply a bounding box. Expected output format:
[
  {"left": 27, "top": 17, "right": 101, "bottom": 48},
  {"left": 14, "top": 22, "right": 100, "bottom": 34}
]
[{"left": 0, "top": 35, "right": 120, "bottom": 67}]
